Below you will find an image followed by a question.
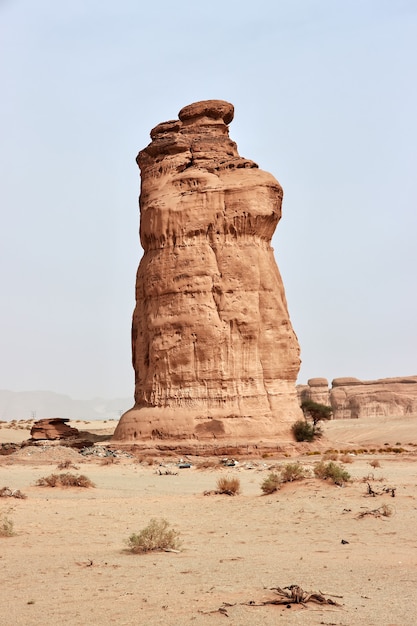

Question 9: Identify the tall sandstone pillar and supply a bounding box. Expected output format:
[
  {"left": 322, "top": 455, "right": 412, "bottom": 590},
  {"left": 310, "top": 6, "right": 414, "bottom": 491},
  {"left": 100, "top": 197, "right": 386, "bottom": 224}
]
[{"left": 113, "top": 100, "right": 301, "bottom": 441}]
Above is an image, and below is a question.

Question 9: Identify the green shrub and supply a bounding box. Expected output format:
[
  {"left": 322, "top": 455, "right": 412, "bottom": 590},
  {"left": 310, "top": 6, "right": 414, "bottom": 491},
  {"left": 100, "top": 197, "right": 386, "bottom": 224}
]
[
  {"left": 301, "top": 400, "right": 333, "bottom": 425},
  {"left": 314, "top": 461, "right": 350, "bottom": 486},
  {"left": 281, "top": 462, "right": 307, "bottom": 483},
  {"left": 292, "top": 420, "right": 315, "bottom": 442},
  {"left": 127, "top": 518, "right": 181, "bottom": 553},
  {"left": 261, "top": 473, "right": 281, "bottom": 494}
]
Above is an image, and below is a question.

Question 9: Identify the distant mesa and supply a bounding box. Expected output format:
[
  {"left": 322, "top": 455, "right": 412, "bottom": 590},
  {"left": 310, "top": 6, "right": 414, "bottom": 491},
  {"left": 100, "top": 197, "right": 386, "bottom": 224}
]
[{"left": 113, "top": 100, "right": 302, "bottom": 442}]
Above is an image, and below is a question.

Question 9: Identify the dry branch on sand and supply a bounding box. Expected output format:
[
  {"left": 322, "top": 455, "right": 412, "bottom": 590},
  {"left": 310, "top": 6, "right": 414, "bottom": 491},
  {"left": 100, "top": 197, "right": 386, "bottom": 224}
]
[
  {"left": 357, "top": 504, "right": 394, "bottom": 519},
  {"left": 202, "top": 585, "right": 342, "bottom": 616},
  {"left": 365, "top": 483, "right": 396, "bottom": 497}
]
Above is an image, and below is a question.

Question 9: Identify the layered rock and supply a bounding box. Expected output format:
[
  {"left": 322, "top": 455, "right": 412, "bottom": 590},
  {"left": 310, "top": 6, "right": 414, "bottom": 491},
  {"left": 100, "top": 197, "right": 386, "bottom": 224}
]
[
  {"left": 298, "top": 378, "right": 330, "bottom": 406},
  {"left": 298, "top": 376, "right": 417, "bottom": 420},
  {"left": 113, "top": 100, "right": 301, "bottom": 442},
  {"left": 30, "top": 418, "right": 79, "bottom": 440},
  {"left": 330, "top": 376, "right": 417, "bottom": 419}
]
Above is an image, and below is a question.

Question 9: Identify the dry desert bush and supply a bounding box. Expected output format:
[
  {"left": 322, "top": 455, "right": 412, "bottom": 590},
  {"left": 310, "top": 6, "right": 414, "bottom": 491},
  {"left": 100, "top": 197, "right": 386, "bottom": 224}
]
[
  {"left": 261, "top": 472, "right": 281, "bottom": 494},
  {"left": 56, "top": 460, "right": 79, "bottom": 470},
  {"left": 323, "top": 451, "right": 339, "bottom": 461},
  {"left": 340, "top": 454, "right": 354, "bottom": 464},
  {"left": 281, "top": 462, "right": 308, "bottom": 483},
  {"left": 0, "top": 509, "right": 15, "bottom": 537},
  {"left": 369, "top": 459, "right": 381, "bottom": 468},
  {"left": 36, "top": 473, "right": 95, "bottom": 488},
  {"left": 314, "top": 461, "right": 351, "bottom": 486},
  {"left": 357, "top": 503, "right": 394, "bottom": 519},
  {"left": 216, "top": 476, "right": 241, "bottom": 495},
  {"left": 127, "top": 518, "right": 181, "bottom": 554}
]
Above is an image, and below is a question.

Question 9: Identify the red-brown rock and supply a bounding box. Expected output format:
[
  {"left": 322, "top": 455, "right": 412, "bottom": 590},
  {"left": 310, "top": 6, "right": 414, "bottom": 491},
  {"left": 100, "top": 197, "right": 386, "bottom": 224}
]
[
  {"left": 30, "top": 418, "right": 79, "bottom": 440},
  {"left": 113, "top": 100, "right": 301, "bottom": 442}
]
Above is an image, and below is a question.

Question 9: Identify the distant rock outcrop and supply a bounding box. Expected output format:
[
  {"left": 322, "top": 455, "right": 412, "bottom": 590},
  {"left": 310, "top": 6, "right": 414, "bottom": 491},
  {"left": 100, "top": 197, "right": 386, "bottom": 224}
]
[
  {"left": 30, "top": 418, "right": 79, "bottom": 440},
  {"left": 298, "top": 376, "right": 417, "bottom": 419},
  {"left": 113, "top": 100, "right": 301, "bottom": 442}
]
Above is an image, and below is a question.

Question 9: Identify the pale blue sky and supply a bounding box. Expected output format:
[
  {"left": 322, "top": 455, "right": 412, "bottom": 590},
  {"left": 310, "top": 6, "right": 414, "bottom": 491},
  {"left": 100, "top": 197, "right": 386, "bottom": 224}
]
[{"left": 1, "top": 0, "right": 416, "bottom": 400}]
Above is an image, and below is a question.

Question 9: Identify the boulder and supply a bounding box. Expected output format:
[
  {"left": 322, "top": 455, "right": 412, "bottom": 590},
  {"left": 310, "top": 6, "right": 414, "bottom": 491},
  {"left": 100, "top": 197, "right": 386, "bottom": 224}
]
[
  {"left": 113, "top": 100, "right": 301, "bottom": 442},
  {"left": 30, "top": 418, "right": 79, "bottom": 440}
]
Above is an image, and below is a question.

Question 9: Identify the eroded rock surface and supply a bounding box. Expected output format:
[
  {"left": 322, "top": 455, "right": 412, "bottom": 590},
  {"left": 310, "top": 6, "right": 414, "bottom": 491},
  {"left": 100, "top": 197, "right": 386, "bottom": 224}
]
[
  {"left": 113, "top": 100, "right": 301, "bottom": 442},
  {"left": 298, "top": 376, "right": 417, "bottom": 419},
  {"left": 30, "top": 418, "right": 79, "bottom": 440}
]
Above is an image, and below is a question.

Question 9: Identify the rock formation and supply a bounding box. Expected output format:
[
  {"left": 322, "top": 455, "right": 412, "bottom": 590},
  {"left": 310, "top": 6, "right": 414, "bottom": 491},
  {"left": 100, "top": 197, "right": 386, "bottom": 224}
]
[
  {"left": 298, "top": 378, "right": 330, "bottom": 406},
  {"left": 298, "top": 376, "right": 417, "bottom": 420},
  {"left": 113, "top": 100, "right": 301, "bottom": 442},
  {"left": 30, "top": 418, "right": 79, "bottom": 440}
]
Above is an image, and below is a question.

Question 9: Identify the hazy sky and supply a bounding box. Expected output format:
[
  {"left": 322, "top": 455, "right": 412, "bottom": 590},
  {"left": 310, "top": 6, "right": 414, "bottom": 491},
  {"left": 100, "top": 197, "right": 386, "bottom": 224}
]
[{"left": 1, "top": 0, "right": 416, "bottom": 400}]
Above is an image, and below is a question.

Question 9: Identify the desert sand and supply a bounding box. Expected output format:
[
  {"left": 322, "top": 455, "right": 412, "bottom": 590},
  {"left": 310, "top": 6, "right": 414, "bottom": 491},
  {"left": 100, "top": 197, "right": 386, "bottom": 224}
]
[{"left": 1, "top": 416, "right": 417, "bottom": 626}]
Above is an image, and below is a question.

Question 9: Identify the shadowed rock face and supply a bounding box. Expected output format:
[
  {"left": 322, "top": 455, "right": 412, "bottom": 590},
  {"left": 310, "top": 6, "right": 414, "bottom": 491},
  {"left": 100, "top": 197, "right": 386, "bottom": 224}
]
[{"left": 113, "top": 100, "right": 301, "bottom": 441}]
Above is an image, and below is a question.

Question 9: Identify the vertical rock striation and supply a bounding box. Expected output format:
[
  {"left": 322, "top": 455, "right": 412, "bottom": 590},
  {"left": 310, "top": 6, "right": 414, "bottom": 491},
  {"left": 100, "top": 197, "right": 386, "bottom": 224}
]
[{"left": 113, "top": 100, "right": 301, "bottom": 441}]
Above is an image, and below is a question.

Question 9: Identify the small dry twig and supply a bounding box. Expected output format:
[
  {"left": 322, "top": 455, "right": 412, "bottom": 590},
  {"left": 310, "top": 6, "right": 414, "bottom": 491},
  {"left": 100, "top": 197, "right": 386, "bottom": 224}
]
[
  {"left": 204, "top": 585, "right": 342, "bottom": 615},
  {"left": 357, "top": 504, "right": 394, "bottom": 519},
  {"left": 365, "top": 483, "right": 396, "bottom": 497}
]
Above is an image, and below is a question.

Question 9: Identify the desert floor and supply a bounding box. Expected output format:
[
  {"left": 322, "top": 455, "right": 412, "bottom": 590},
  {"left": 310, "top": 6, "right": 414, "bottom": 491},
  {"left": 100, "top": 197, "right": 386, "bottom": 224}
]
[{"left": 1, "top": 416, "right": 417, "bottom": 626}]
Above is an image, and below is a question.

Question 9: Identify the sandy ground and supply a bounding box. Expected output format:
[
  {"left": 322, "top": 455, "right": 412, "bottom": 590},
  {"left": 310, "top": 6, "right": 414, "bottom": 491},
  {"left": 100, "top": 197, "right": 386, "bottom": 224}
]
[{"left": 1, "top": 416, "right": 417, "bottom": 626}]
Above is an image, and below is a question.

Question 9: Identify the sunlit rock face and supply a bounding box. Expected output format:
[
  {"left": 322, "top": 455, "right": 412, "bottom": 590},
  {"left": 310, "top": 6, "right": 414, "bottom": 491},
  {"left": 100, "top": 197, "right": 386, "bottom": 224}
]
[
  {"left": 113, "top": 100, "right": 301, "bottom": 441},
  {"left": 297, "top": 376, "right": 417, "bottom": 420},
  {"left": 330, "top": 376, "right": 417, "bottom": 419}
]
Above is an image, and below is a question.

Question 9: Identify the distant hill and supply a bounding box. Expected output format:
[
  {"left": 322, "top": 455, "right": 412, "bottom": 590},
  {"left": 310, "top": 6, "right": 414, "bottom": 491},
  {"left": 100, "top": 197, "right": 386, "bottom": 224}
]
[{"left": 0, "top": 390, "right": 133, "bottom": 421}]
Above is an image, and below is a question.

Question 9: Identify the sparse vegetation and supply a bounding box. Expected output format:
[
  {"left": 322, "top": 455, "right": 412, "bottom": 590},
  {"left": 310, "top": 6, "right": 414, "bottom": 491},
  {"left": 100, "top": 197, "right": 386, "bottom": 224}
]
[
  {"left": 281, "top": 462, "right": 307, "bottom": 483},
  {"left": 357, "top": 504, "right": 393, "bottom": 519},
  {"left": 323, "top": 451, "right": 339, "bottom": 461},
  {"left": 293, "top": 401, "right": 333, "bottom": 442},
  {"left": 291, "top": 420, "right": 315, "bottom": 442},
  {"left": 127, "top": 518, "right": 181, "bottom": 553},
  {"left": 314, "top": 461, "right": 350, "bottom": 486},
  {"left": 340, "top": 454, "right": 354, "bottom": 464},
  {"left": 379, "top": 446, "right": 405, "bottom": 454},
  {"left": 56, "top": 460, "right": 79, "bottom": 470},
  {"left": 369, "top": 459, "right": 381, "bottom": 469},
  {"left": 0, "top": 509, "right": 15, "bottom": 537},
  {"left": 36, "top": 473, "right": 95, "bottom": 488},
  {"left": 216, "top": 476, "right": 241, "bottom": 495},
  {"left": 261, "top": 472, "right": 281, "bottom": 494}
]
